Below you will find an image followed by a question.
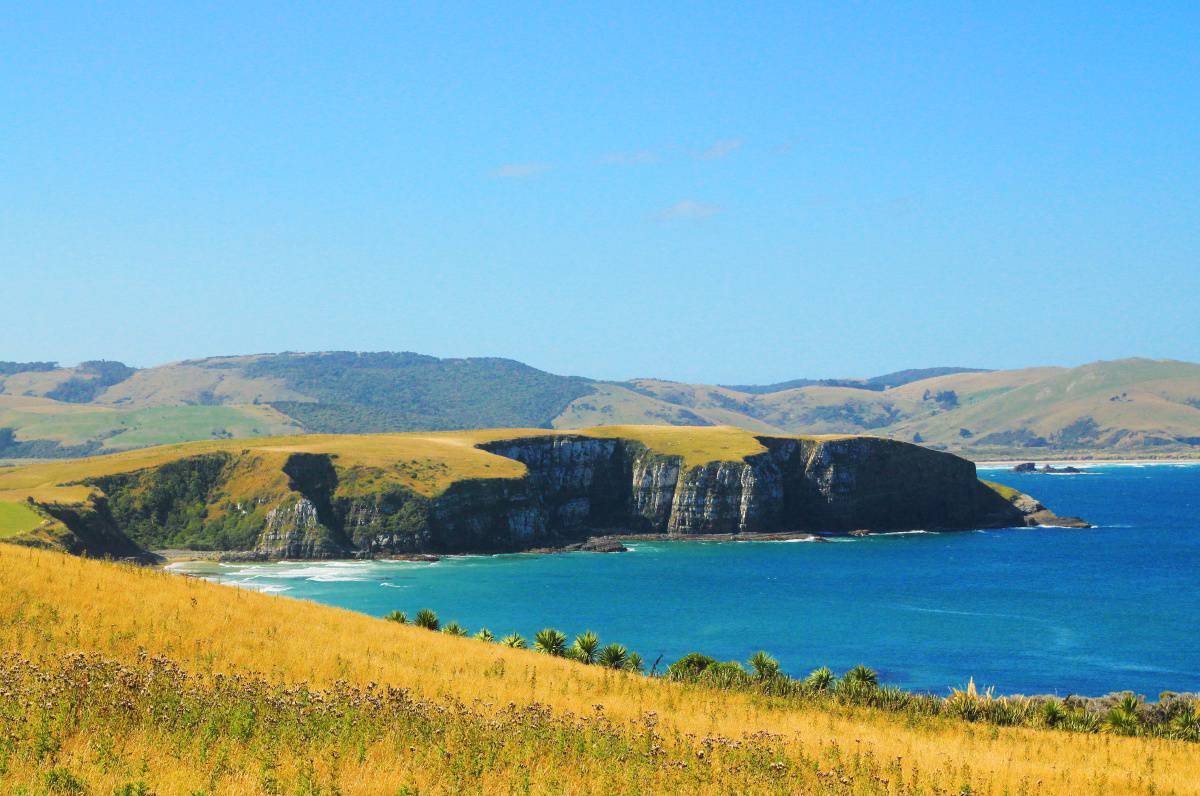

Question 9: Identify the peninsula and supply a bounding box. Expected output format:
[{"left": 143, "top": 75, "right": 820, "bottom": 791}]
[{"left": 0, "top": 426, "right": 1085, "bottom": 561}]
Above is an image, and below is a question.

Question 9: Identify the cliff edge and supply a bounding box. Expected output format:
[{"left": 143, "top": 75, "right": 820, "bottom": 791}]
[{"left": 0, "top": 427, "right": 1086, "bottom": 559}]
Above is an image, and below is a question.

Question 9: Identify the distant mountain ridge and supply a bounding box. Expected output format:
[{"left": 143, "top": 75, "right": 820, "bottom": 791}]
[
  {"left": 1, "top": 352, "right": 1198, "bottom": 460},
  {"left": 722, "top": 367, "right": 990, "bottom": 394}
]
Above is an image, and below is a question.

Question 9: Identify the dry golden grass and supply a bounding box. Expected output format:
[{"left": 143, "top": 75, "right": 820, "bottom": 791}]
[
  {"left": 0, "top": 425, "right": 850, "bottom": 504},
  {"left": 1, "top": 544, "right": 1195, "bottom": 795}
]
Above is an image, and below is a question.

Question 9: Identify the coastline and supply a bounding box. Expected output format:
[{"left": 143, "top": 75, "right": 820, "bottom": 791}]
[
  {"left": 156, "top": 525, "right": 1046, "bottom": 566},
  {"left": 975, "top": 458, "right": 1200, "bottom": 468}
]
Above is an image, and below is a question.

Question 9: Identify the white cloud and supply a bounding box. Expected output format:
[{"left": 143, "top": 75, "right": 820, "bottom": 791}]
[
  {"left": 602, "top": 150, "right": 657, "bottom": 165},
  {"left": 489, "top": 162, "right": 551, "bottom": 178},
  {"left": 699, "top": 138, "right": 743, "bottom": 160},
  {"left": 654, "top": 200, "right": 724, "bottom": 221}
]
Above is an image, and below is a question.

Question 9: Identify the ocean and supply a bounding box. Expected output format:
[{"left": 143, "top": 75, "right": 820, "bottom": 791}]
[{"left": 171, "top": 462, "right": 1200, "bottom": 698}]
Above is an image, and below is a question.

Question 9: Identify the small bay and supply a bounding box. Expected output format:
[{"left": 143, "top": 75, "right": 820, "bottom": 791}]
[{"left": 173, "top": 464, "right": 1200, "bottom": 698}]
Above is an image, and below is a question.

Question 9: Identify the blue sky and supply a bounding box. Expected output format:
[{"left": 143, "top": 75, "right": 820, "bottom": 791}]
[{"left": 3, "top": 2, "right": 1197, "bottom": 382}]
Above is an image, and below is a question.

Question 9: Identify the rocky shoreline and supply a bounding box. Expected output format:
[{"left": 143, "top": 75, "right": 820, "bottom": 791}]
[
  {"left": 40, "top": 432, "right": 1090, "bottom": 562},
  {"left": 156, "top": 517, "right": 1098, "bottom": 565}
]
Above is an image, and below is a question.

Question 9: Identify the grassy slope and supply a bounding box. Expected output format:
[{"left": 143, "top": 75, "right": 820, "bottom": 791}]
[
  {"left": 0, "top": 367, "right": 79, "bottom": 397},
  {"left": 555, "top": 361, "right": 1200, "bottom": 457},
  {"left": 93, "top": 356, "right": 311, "bottom": 407},
  {"left": 560, "top": 380, "right": 926, "bottom": 435},
  {"left": 0, "top": 500, "right": 44, "bottom": 538},
  {"left": 0, "top": 394, "right": 302, "bottom": 451},
  {"left": 552, "top": 382, "right": 785, "bottom": 431},
  {"left": 1, "top": 544, "right": 1194, "bottom": 794},
  {"left": 884, "top": 359, "right": 1200, "bottom": 452},
  {"left": 0, "top": 425, "right": 795, "bottom": 508},
  {"left": 5, "top": 356, "right": 1198, "bottom": 459}
]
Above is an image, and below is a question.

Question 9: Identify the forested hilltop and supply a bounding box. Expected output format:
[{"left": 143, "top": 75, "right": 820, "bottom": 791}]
[{"left": 2, "top": 352, "right": 1199, "bottom": 460}]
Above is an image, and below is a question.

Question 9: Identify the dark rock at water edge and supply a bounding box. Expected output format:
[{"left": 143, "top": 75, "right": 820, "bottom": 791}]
[
  {"left": 1011, "top": 461, "right": 1088, "bottom": 474},
  {"left": 33, "top": 434, "right": 1086, "bottom": 560}
]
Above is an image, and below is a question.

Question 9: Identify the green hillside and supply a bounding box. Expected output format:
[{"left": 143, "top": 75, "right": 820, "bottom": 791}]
[
  {"left": 244, "top": 351, "right": 594, "bottom": 432},
  {"left": 1, "top": 353, "right": 1198, "bottom": 460},
  {"left": 0, "top": 395, "right": 301, "bottom": 457},
  {"left": 0, "top": 500, "right": 45, "bottom": 538},
  {"left": 554, "top": 359, "right": 1200, "bottom": 457},
  {"left": 0, "top": 352, "right": 592, "bottom": 456},
  {"left": 883, "top": 359, "right": 1200, "bottom": 455}
]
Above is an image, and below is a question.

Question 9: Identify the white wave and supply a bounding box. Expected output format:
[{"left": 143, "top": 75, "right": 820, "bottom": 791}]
[
  {"left": 379, "top": 582, "right": 406, "bottom": 589},
  {"left": 872, "top": 530, "right": 937, "bottom": 536},
  {"left": 897, "top": 604, "right": 1051, "bottom": 625},
  {"left": 758, "top": 537, "right": 825, "bottom": 543}
]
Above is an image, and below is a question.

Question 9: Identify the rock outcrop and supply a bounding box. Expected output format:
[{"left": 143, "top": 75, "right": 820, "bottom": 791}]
[{"left": 42, "top": 433, "right": 1084, "bottom": 559}]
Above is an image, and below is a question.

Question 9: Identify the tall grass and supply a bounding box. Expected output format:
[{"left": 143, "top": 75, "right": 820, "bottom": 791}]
[{"left": 2, "top": 545, "right": 1198, "bottom": 794}]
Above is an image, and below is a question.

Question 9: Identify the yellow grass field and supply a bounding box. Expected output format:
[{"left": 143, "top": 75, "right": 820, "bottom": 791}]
[
  {"left": 0, "top": 424, "right": 842, "bottom": 506},
  {"left": 1, "top": 544, "right": 1195, "bottom": 795}
]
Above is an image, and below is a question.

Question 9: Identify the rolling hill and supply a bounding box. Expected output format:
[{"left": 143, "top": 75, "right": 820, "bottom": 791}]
[
  {"left": 2, "top": 353, "right": 1199, "bottom": 460},
  {"left": 5, "top": 544, "right": 1197, "bottom": 794}
]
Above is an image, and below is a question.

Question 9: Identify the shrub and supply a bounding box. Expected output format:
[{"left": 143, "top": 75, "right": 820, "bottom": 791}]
[
  {"left": 500, "top": 633, "right": 528, "bottom": 649},
  {"left": 414, "top": 609, "right": 440, "bottom": 631},
  {"left": 1040, "top": 699, "right": 1065, "bottom": 728},
  {"left": 571, "top": 631, "right": 600, "bottom": 664},
  {"left": 843, "top": 664, "right": 879, "bottom": 688},
  {"left": 597, "top": 644, "right": 628, "bottom": 670},
  {"left": 667, "top": 652, "right": 717, "bottom": 681},
  {"left": 442, "top": 622, "right": 468, "bottom": 637},
  {"left": 700, "top": 661, "right": 752, "bottom": 690},
  {"left": 43, "top": 767, "right": 87, "bottom": 795},
  {"left": 1063, "top": 709, "right": 1101, "bottom": 733},
  {"left": 946, "top": 678, "right": 992, "bottom": 722},
  {"left": 1105, "top": 693, "right": 1142, "bottom": 736},
  {"left": 748, "top": 651, "right": 780, "bottom": 680},
  {"left": 533, "top": 628, "right": 568, "bottom": 657},
  {"left": 804, "top": 666, "right": 835, "bottom": 693},
  {"left": 385, "top": 610, "right": 408, "bottom": 624},
  {"left": 474, "top": 628, "right": 495, "bottom": 643},
  {"left": 1171, "top": 703, "right": 1200, "bottom": 741}
]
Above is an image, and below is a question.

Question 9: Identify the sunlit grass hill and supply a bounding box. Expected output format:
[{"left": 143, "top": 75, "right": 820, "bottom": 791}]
[{"left": 2, "top": 544, "right": 1197, "bottom": 794}]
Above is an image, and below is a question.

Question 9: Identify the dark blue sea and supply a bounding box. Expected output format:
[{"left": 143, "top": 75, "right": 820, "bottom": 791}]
[{"left": 173, "top": 463, "right": 1200, "bottom": 698}]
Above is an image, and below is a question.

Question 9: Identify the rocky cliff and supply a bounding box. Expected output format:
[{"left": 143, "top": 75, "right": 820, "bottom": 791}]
[{"left": 32, "top": 432, "right": 1081, "bottom": 560}]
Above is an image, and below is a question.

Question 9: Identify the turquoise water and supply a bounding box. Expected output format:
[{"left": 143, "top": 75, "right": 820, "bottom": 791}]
[{"left": 173, "top": 464, "right": 1200, "bottom": 697}]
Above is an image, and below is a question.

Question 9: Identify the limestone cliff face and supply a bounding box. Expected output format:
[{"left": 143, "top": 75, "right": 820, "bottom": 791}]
[
  {"left": 49, "top": 434, "right": 1063, "bottom": 559},
  {"left": 257, "top": 497, "right": 349, "bottom": 559},
  {"left": 330, "top": 434, "right": 1040, "bottom": 553}
]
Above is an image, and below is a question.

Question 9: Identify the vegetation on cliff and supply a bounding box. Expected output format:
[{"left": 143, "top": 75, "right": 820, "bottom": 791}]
[
  {"left": 0, "top": 544, "right": 1196, "bottom": 794},
  {"left": 0, "top": 426, "right": 1057, "bottom": 559}
]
